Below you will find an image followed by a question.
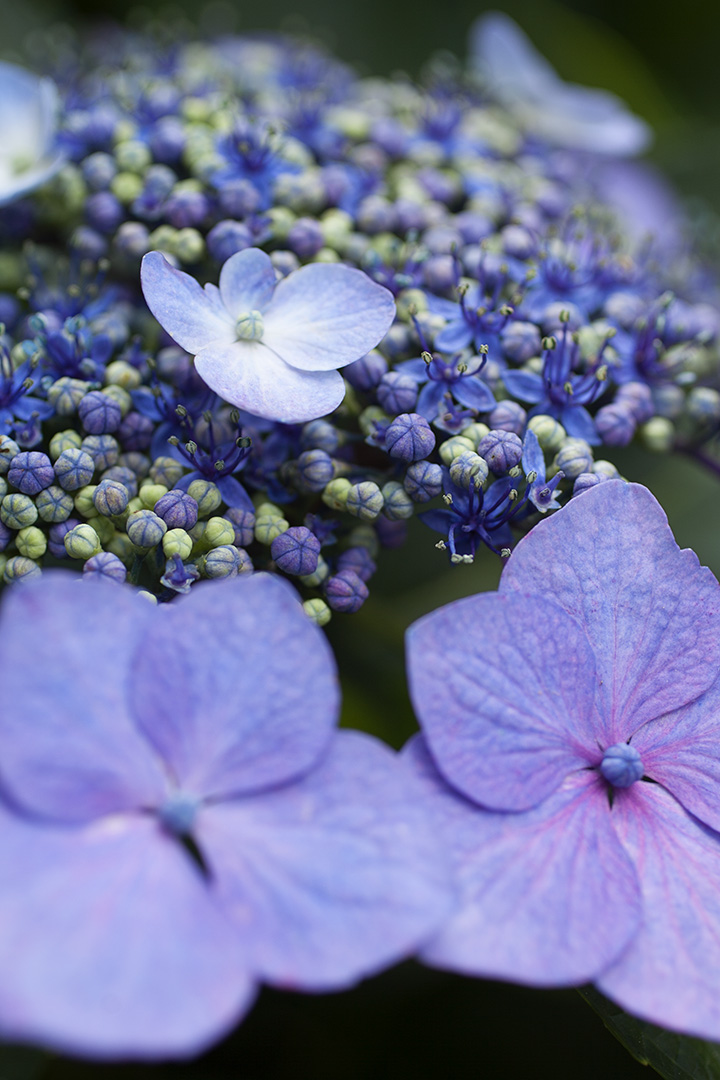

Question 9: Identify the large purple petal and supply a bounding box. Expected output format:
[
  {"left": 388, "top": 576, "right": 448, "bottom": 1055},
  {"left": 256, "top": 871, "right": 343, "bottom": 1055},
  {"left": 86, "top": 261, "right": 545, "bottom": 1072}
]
[
  {"left": 0, "top": 805, "right": 254, "bottom": 1058},
  {"left": 406, "top": 592, "right": 599, "bottom": 811},
  {"left": 0, "top": 573, "right": 168, "bottom": 823},
  {"left": 261, "top": 263, "right": 396, "bottom": 372},
  {"left": 194, "top": 338, "right": 345, "bottom": 423},
  {"left": 404, "top": 737, "right": 640, "bottom": 984},
  {"left": 598, "top": 782, "right": 720, "bottom": 1040},
  {"left": 218, "top": 248, "right": 277, "bottom": 320},
  {"left": 128, "top": 574, "right": 339, "bottom": 802},
  {"left": 197, "top": 731, "right": 454, "bottom": 990},
  {"left": 630, "top": 677, "right": 720, "bottom": 834},
  {"left": 141, "top": 252, "right": 235, "bottom": 354},
  {"left": 500, "top": 481, "right": 720, "bottom": 744},
  {"left": 502, "top": 369, "right": 545, "bottom": 403}
]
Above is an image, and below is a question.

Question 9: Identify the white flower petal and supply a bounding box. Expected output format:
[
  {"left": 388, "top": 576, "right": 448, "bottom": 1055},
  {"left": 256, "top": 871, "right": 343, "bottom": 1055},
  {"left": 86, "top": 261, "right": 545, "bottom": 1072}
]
[{"left": 141, "top": 252, "right": 235, "bottom": 354}]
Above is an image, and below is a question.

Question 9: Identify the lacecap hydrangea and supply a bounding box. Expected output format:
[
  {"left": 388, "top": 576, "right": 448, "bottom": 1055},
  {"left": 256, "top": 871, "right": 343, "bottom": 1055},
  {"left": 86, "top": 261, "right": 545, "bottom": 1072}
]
[{"left": 0, "top": 13, "right": 718, "bottom": 616}]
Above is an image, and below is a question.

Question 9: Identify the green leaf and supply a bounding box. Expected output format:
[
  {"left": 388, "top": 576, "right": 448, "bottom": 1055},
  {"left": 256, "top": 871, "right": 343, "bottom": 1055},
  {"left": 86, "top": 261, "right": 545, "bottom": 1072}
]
[{"left": 579, "top": 987, "right": 720, "bottom": 1080}]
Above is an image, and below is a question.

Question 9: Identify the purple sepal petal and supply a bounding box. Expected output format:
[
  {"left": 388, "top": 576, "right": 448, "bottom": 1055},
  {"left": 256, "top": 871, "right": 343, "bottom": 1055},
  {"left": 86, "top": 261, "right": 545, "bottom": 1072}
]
[
  {"left": 128, "top": 574, "right": 339, "bottom": 802},
  {"left": 598, "top": 782, "right": 720, "bottom": 1041},
  {"left": 0, "top": 573, "right": 168, "bottom": 823},
  {"left": 406, "top": 592, "right": 599, "bottom": 811},
  {"left": 197, "top": 730, "right": 455, "bottom": 990},
  {"left": 434, "top": 321, "right": 474, "bottom": 353},
  {"left": 0, "top": 807, "right": 254, "bottom": 1059},
  {"left": 261, "top": 263, "right": 396, "bottom": 372},
  {"left": 141, "top": 252, "right": 234, "bottom": 354},
  {"left": 452, "top": 377, "right": 496, "bottom": 412},
  {"left": 404, "top": 737, "right": 641, "bottom": 985},
  {"left": 502, "top": 369, "right": 545, "bottom": 403},
  {"left": 559, "top": 404, "right": 600, "bottom": 444},
  {"left": 218, "top": 248, "right": 277, "bottom": 320},
  {"left": 214, "top": 474, "right": 254, "bottom": 510},
  {"left": 500, "top": 482, "right": 720, "bottom": 744},
  {"left": 194, "top": 339, "right": 345, "bottom": 423}
]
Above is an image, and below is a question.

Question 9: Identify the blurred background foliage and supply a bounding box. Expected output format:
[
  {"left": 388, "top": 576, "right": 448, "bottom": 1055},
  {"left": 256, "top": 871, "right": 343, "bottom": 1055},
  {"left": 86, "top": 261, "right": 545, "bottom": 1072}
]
[{"left": 1, "top": 0, "right": 719, "bottom": 1076}]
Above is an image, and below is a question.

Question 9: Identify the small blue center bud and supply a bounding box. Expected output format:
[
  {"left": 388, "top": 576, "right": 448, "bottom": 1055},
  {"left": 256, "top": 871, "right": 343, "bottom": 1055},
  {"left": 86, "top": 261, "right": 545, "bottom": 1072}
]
[
  {"left": 158, "top": 791, "right": 200, "bottom": 836},
  {"left": 236, "top": 310, "right": 264, "bottom": 341},
  {"left": 600, "top": 743, "right": 644, "bottom": 789}
]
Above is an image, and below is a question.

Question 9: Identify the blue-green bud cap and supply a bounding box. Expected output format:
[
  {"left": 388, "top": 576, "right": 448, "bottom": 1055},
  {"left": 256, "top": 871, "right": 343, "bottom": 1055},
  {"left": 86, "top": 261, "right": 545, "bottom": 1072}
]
[
  {"left": 555, "top": 439, "right": 593, "bottom": 479},
  {"left": 126, "top": 509, "right": 167, "bottom": 548},
  {"left": 295, "top": 449, "right": 335, "bottom": 492},
  {"left": 224, "top": 506, "right": 255, "bottom": 548},
  {"left": 93, "top": 478, "right": 130, "bottom": 517},
  {"left": 477, "top": 430, "right": 523, "bottom": 475},
  {"left": 81, "top": 434, "right": 120, "bottom": 471},
  {"left": 1, "top": 493, "right": 38, "bottom": 530},
  {"left": 346, "top": 481, "right": 384, "bottom": 521},
  {"left": 404, "top": 460, "right": 443, "bottom": 502},
  {"left": 149, "top": 456, "right": 186, "bottom": 487},
  {"left": 449, "top": 451, "right": 489, "bottom": 490},
  {"left": 271, "top": 526, "right": 321, "bottom": 576},
  {"left": 55, "top": 448, "right": 96, "bottom": 491},
  {"left": 385, "top": 413, "right": 436, "bottom": 462},
  {"left": 154, "top": 489, "right": 198, "bottom": 530},
  {"left": 203, "top": 544, "right": 241, "bottom": 578},
  {"left": 78, "top": 390, "right": 122, "bottom": 434},
  {"left": 7, "top": 451, "right": 54, "bottom": 496},
  {"left": 83, "top": 551, "right": 127, "bottom": 583},
  {"left": 49, "top": 430, "right": 82, "bottom": 459},
  {"left": 101, "top": 466, "right": 138, "bottom": 499},
  {"left": 300, "top": 419, "right": 340, "bottom": 454},
  {"left": 381, "top": 481, "right": 414, "bottom": 520},
  {"left": 3, "top": 555, "right": 41, "bottom": 583},
  {"left": 47, "top": 377, "right": 89, "bottom": 415},
  {"left": 0, "top": 435, "right": 20, "bottom": 476},
  {"left": 186, "top": 479, "right": 222, "bottom": 518}
]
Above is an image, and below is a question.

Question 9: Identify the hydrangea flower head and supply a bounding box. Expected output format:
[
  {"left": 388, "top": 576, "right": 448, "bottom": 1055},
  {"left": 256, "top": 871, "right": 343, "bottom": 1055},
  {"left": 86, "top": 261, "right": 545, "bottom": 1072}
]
[
  {"left": 471, "top": 12, "right": 651, "bottom": 155},
  {"left": 141, "top": 248, "right": 396, "bottom": 424},
  {"left": 405, "top": 480, "right": 720, "bottom": 1039},
  {"left": 0, "top": 62, "right": 65, "bottom": 205},
  {"left": 0, "top": 571, "right": 451, "bottom": 1058}
]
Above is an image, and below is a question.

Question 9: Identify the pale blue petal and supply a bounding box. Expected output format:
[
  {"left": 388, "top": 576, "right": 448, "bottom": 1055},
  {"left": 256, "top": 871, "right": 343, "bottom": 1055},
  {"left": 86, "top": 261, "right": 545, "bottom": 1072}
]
[
  {"left": 434, "top": 320, "right": 474, "bottom": 353},
  {"left": 560, "top": 404, "right": 600, "bottom": 444},
  {"left": 197, "top": 731, "right": 455, "bottom": 990},
  {"left": 0, "top": 807, "right": 254, "bottom": 1059},
  {"left": 598, "top": 782, "right": 720, "bottom": 1040},
  {"left": 521, "top": 427, "right": 545, "bottom": 478},
  {"left": 141, "top": 252, "right": 235, "bottom": 354},
  {"left": 500, "top": 482, "right": 720, "bottom": 743},
  {"left": 0, "top": 573, "right": 169, "bottom": 823},
  {"left": 502, "top": 369, "right": 545, "bottom": 403},
  {"left": 261, "top": 263, "right": 396, "bottom": 372},
  {"left": 128, "top": 574, "right": 339, "bottom": 801},
  {"left": 405, "top": 737, "right": 641, "bottom": 985},
  {"left": 452, "top": 376, "right": 496, "bottom": 412},
  {"left": 218, "top": 248, "right": 277, "bottom": 320},
  {"left": 194, "top": 338, "right": 345, "bottom": 423},
  {"left": 406, "top": 591, "right": 600, "bottom": 811}
]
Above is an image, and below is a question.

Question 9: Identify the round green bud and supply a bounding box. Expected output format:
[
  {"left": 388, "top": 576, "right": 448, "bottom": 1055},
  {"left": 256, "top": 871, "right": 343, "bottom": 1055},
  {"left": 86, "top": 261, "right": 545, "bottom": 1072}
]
[
  {"left": 188, "top": 521, "right": 207, "bottom": 548},
  {"left": 312, "top": 248, "right": 340, "bottom": 263},
  {"left": 64, "top": 523, "right": 102, "bottom": 560},
  {"left": 186, "top": 479, "right": 222, "bottom": 518},
  {"left": 299, "top": 554, "right": 330, "bottom": 588},
  {"left": 265, "top": 206, "right": 295, "bottom": 241},
  {"left": 527, "top": 415, "right": 567, "bottom": 453},
  {"left": 554, "top": 438, "right": 593, "bottom": 479},
  {"left": 381, "top": 481, "right": 415, "bottom": 520},
  {"left": 396, "top": 287, "right": 429, "bottom": 321},
  {"left": 254, "top": 511, "right": 289, "bottom": 546},
  {"left": 16, "top": 526, "right": 47, "bottom": 560},
  {"left": 204, "top": 516, "right": 236, "bottom": 548},
  {"left": 0, "top": 477, "right": 7, "bottom": 499},
  {"left": 139, "top": 483, "right": 168, "bottom": 509},
  {"left": 593, "top": 460, "right": 621, "bottom": 480},
  {"left": 49, "top": 429, "right": 83, "bottom": 459},
  {"left": 203, "top": 545, "right": 241, "bottom": 578},
  {"left": 439, "top": 435, "right": 476, "bottom": 466},
  {"left": 93, "top": 479, "right": 130, "bottom": 517},
  {"left": 162, "top": 528, "right": 193, "bottom": 560},
  {"left": 110, "top": 171, "right": 144, "bottom": 203},
  {"left": 46, "top": 378, "right": 89, "bottom": 416},
  {"left": 104, "top": 360, "right": 142, "bottom": 390},
  {"left": 107, "top": 531, "right": 135, "bottom": 563},
  {"left": 149, "top": 456, "right": 186, "bottom": 487},
  {"left": 74, "top": 485, "right": 98, "bottom": 518},
  {"left": 3, "top": 555, "right": 41, "bottom": 583},
  {"left": 125, "top": 496, "right": 144, "bottom": 516},
  {"left": 36, "top": 485, "right": 74, "bottom": 523},
  {"left": 346, "top": 481, "right": 384, "bottom": 521},
  {"left": 641, "top": 416, "right": 675, "bottom": 453},
  {"left": 322, "top": 477, "right": 352, "bottom": 511},
  {"left": 101, "top": 384, "right": 132, "bottom": 416},
  {"left": 303, "top": 598, "right": 332, "bottom": 627},
  {"left": 86, "top": 514, "right": 115, "bottom": 545},
  {"left": 175, "top": 228, "right": 204, "bottom": 263},
  {"left": 114, "top": 139, "right": 152, "bottom": 173},
  {"left": 320, "top": 208, "right": 353, "bottom": 248},
  {"left": 126, "top": 509, "right": 167, "bottom": 548},
  {"left": 459, "top": 423, "right": 491, "bottom": 449},
  {"left": 1, "top": 493, "right": 38, "bottom": 530},
  {"left": 0, "top": 435, "right": 19, "bottom": 476},
  {"left": 148, "top": 225, "right": 178, "bottom": 254}
]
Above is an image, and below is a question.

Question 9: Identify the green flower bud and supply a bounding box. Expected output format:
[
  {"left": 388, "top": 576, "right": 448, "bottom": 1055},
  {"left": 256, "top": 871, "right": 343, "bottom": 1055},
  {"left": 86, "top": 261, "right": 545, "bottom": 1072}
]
[
  {"left": 312, "top": 247, "right": 340, "bottom": 263},
  {"left": 358, "top": 405, "right": 390, "bottom": 438},
  {"left": 64, "top": 523, "right": 102, "bottom": 560},
  {"left": 47, "top": 378, "right": 89, "bottom": 416},
  {"left": 93, "top": 479, "right": 130, "bottom": 517},
  {"left": 101, "top": 384, "right": 132, "bottom": 416},
  {"left": 527, "top": 415, "right": 567, "bottom": 453},
  {"left": 110, "top": 171, "right": 144, "bottom": 203},
  {"left": 303, "top": 598, "right": 332, "bottom": 626},
  {"left": 204, "top": 516, "right": 236, "bottom": 548},
  {"left": 299, "top": 554, "right": 329, "bottom": 587},
  {"left": 86, "top": 514, "right": 115, "bottom": 545},
  {"left": 346, "top": 481, "right": 384, "bottom": 521},
  {"left": 126, "top": 509, "right": 167, "bottom": 548},
  {"left": 1, "top": 493, "right": 38, "bottom": 530},
  {"left": 347, "top": 524, "right": 380, "bottom": 557},
  {"left": 381, "top": 481, "right": 415, "bottom": 520},
  {"left": 74, "top": 485, "right": 98, "bottom": 518},
  {"left": 641, "top": 416, "right": 675, "bottom": 453},
  {"left": 139, "top": 483, "right": 168, "bottom": 509},
  {"left": 107, "top": 531, "right": 135, "bottom": 563},
  {"left": 104, "top": 360, "right": 142, "bottom": 390},
  {"left": 0, "top": 477, "right": 6, "bottom": 499},
  {"left": 36, "top": 485, "right": 74, "bottom": 523},
  {"left": 16, "top": 526, "right": 47, "bottom": 560},
  {"left": 439, "top": 435, "right": 476, "bottom": 465},
  {"left": 254, "top": 510, "right": 289, "bottom": 545},
  {"left": 114, "top": 139, "right": 152, "bottom": 173},
  {"left": 265, "top": 206, "right": 296, "bottom": 241},
  {"left": 149, "top": 456, "right": 185, "bottom": 487},
  {"left": 3, "top": 555, "right": 41, "bottom": 583},
  {"left": 49, "top": 429, "right": 83, "bottom": 459},
  {"left": 593, "top": 460, "right": 621, "bottom": 480},
  {"left": 203, "top": 545, "right": 241, "bottom": 578},
  {"left": 175, "top": 228, "right": 204, "bottom": 263},
  {"left": 322, "top": 477, "right": 352, "bottom": 511},
  {"left": 459, "top": 422, "right": 490, "bottom": 449},
  {"left": 186, "top": 479, "right": 222, "bottom": 518},
  {"left": 162, "top": 528, "right": 193, "bottom": 560},
  {"left": 148, "top": 225, "right": 178, "bottom": 254}
]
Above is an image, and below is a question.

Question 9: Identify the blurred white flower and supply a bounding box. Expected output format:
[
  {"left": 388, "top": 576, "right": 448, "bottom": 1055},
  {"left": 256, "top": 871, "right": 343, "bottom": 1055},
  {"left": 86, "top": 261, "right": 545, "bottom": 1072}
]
[{"left": 0, "top": 61, "right": 65, "bottom": 205}]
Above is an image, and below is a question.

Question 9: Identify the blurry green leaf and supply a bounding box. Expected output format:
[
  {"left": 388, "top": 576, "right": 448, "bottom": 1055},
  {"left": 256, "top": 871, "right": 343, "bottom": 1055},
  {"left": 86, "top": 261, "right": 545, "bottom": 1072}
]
[{"left": 579, "top": 987, "right": 720, "bottom": 1079}]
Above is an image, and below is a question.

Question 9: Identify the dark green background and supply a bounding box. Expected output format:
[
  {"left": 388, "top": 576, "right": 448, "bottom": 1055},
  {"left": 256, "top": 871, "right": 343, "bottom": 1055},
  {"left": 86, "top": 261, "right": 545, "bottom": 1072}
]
[{"left": 1, "top": 0, "right": 719, "bottom": 1076}]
